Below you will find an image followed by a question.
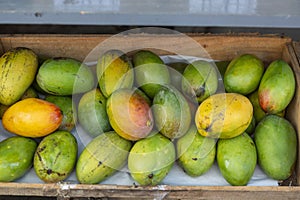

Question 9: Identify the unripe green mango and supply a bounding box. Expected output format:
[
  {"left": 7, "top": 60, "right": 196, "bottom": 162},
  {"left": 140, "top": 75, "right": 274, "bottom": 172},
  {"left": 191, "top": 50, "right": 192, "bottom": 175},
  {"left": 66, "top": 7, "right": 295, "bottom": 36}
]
[
  {"left": 45, "top": 95, "right": 77, "bottom": 132},
  {"left": 0, "top": 136, "right": 37, "bottom": 182},
  {"left": 20, "top": 86, "right": 38, "bottom": 100},
  {"left": 0, "top": 47, "right": 38, "bottom": 105},
  {"left": 34, "top": 131, "right": 77, "bottom": 183},
  {"left": 97, "top": 49, "right": 134, "bottom": 98},
  {"left": 133, "top": 50, "right": 170, "bottom": 99},
  {"left": 217, "top": 133, "right": 257, "bottom": 186},
  {"left": 168, "top": 62, "right": 188, "bottom": 91},
  {"left": 76, "top": 131, "right": 132, "bottom": 184},
  {"left": 258, "top": 60, "right": 295, "bottom": 114},
  {"left": 152, "top": 86, "right": 191, "bottom": 139},
  {"left": 177, "top": 125, "right": 216, "bottom": 176},
  {"left": 36, "top": 57, "right": 95, "bottom": 95},
  {"left": 224, "top": 54, "right": 264, "bottom": 95},
  {"left": 254, "top": 115, "right": 297, "bottom": 180},
  {"left": 78, "top": 88, "right": 111, "bottom": 137},
  {"left": 182, "top": 60, "right": 218, "bottom": 103},
  {"left": 128, "top": 133, "right": 175, "bottom": 186}
]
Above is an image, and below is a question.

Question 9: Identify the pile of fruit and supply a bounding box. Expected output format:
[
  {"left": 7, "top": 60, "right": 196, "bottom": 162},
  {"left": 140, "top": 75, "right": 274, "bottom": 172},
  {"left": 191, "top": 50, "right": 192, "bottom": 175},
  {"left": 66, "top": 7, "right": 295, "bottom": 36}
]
[{"left": 0, "top": 47, "right": 297, "bottom": 186}]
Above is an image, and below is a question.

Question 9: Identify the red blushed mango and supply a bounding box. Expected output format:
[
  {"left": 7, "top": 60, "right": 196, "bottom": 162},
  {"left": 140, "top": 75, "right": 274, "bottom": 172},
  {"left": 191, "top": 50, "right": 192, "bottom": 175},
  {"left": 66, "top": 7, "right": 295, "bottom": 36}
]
[
  {"left": 106, "top": 89, "right": 153, "bottom": 141},
  {"left": 258, "top": 60, "right": 295, "bottom": 114},
  {"left": 2, "top": 98, "right": 62, "bottom": 137}
]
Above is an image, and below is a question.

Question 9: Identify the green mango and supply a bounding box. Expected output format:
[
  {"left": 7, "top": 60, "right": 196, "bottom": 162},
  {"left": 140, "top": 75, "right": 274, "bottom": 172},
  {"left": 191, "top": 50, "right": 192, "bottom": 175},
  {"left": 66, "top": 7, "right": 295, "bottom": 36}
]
[
  {"left": 177, "top": 125, "right": 216, "bottom": 176},
  {"left": 181, "top": 60, "right": 218, "bottom": 103},
  {"left": 258, "top": 60, "right": 295, "bottom": 114},
  {"left": 245, "top": 116, "right": 256, "bottom": 135},
  {"left": 45, "top": 95, "right": 77, "bottom": 132},
  {"left": 76, "top": 131, "right": 132, "bottom": 184},
  {"left": 168, "top": 62, "right": 188, "bottom": 90},
  {"left": 20, "top": 86, "right": 38, "bottom": 100},
  {"left": 133, "top": 50, "right": 170, "bottom": 99},
  {"left": 128, "top": 133, "right": 175, "bottom": 186},
  {"left": 97, "top": 49, "right": 134, "bottom": 98},
  {"left": 217, "top": 133, "right": 257, "bottom": 186},
  {"left": 152, "top": 86, "right": 191, "bottom": 139},
  {"left": 248, "top": 90, "right": 266, "bottom": 123},
  {"left": 78, "top": 88, "right": 111, "bottom": 137},
  {"left": 224, "top": 54, "right": 264, "bottom": 95},
  {"left": 34, "top": 131, "right": 77, "bottom": 183},
  {"left": 36, "top": 57, "right": 94, "bottom": 95},
  {"left": 0, "top": 136, "right": 37, "bottom": 182},
  {"left": 254, "top": 115, "right": 297, "bottom": 180}
]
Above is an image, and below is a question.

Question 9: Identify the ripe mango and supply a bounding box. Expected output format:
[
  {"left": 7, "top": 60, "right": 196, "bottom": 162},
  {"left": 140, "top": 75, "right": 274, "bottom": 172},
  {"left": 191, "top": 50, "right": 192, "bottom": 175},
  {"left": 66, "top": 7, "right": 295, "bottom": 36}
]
[
  {"left": 0, "top": 47, "right": 38, "bottom": 105},
  {"left": 128, "top": 133, "right": 175, "bottom": 186},
  {"left": 224, "top": 54, "right": 264, "bottom": 95},
  {"left": 34, "top": 131, "right": 77, "bottom": 183},
  {"left": 217, "top": 133, "right": 257, "bottom": 186},
  {"left": 254, "top": 115, "right": 297, "bottom": 180},
  {"left": 152, "top": 86, "right": 191, "bottom": 139},
  {"left": 78, "top": 88, "right": 111, "bottom": 137},
  {"left": 76, "top": 131, "right": 132, "bottom": 184},
  {"left": 195, "top": 93, "right": 253, "bottom": 139},
  {"left": 177, "top": 125, "right": 216, "bottom": 176},
  {"left": 182, "top": 60, "right": 218, "bottom": 103},
  {"left": 0, "top": 136, "right": 37, "bottom": 182},
  {"left": 106, "top": 88, "right": 153, "bottom": 141},
  {"left": 37, "top": 57, "right": 94, "bottom": 95},
  {"left": 2, "top": 98, "right": 62, "bottom": 138},
  {"left": 45, "top": 95, "right": 77, "bottom": 132},
  {"left": 258, "top": 60, "right": 295, "bottom": 114},
  {"left": 97, "top": 50, "right": 134, "bottom": 98},
  {"left": 133, "top": 50, "right": 170, "bottom": 98}
]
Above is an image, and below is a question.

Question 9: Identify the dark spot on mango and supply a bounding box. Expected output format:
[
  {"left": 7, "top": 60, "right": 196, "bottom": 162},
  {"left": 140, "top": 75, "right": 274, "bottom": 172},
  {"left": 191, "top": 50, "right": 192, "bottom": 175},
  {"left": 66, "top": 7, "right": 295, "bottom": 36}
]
[
  {"left": 192, "top": 158, "right": 198, "bottom": 161},
  {"left": 47, "top": 169, "right": 52, "bottom": 175},
  {"left": 148, "top": 173, "right": 154, "bottom": 179}
]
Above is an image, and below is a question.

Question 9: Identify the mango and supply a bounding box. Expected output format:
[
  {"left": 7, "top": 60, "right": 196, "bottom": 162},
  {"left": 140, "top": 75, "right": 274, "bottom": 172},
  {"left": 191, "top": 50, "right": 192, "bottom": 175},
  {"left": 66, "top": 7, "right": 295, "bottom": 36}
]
[
  {"left": 128, "top": 133, "right": 175, "bottom": 186},
  {"left": 0, "top": 104, "right": 9, "bottom": 119},
  {"left": 152, "top": 86, "right": 191, "bottom": 139},
  {"left": 36, "top": 57, "right": 94, "bottom": 95},
  {"left": 248, "top": 90, "right": 267, "bottom": 123},
  {"left": 245, "top": 116, "right": 255, "bottom": 135},
  {"left": 97, "top": 50, "right": 134, "bottom": 98},
  {"left": 168, "top": 62, "right": 188, "bottom": 90},
  {"left": 224, "top": 54, "right": 264, "bottom": 95},
  {"left": 106, "top": 88, "right": 153, "bottom": 141},
  {"left": 0, "top": 136, "right": 37, "bottom": 182},
  {"left": 182, "top": 60, "right": 218, "bottom": 103},
  {"left": 2, "top": 98, "right": 62, "bottom": 138},
  {"left": 20, "top": 86, "right": 38, "bottom": 100},
  {"left": 195, "top": 93, "right": 253, "bottom": 139},
  {"left": 177, "top": 125, "right": 216, "bottom": 176},
  {"left": 0, "top": 47, "right": 38, "bottom": 105},
  {"left": 45, "top": 95, "right": 77, "bottom": 132},
  {"left": 258, "top": 60, "right": 295, "bottom": 114},
  {"left": 76, "top": 131, "right": 132, "bottom": 184},
  {"left": 217, "top": 133, "right": 257, "bottom": 186},
  {"left": 78, "top": 88, "right": 111, "bottom": 137},
  {"left": 254, "top": 115, "right": 297, "bottom": 180},
  {"left": 133, "top": 50, "right": 170, "bottom": 98},
  {"left": 34, "top": 131, "right": 77, "bottom": 183}
]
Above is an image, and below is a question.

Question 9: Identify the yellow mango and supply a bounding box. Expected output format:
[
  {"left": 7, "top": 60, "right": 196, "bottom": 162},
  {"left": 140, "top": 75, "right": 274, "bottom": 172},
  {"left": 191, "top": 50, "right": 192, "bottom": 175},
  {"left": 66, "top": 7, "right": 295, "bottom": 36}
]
[
  {"left": 195, "top": 93, "right": 253, "bottom": 139},
  {"left": 2, "top": 98, "right": 62, "bottom": 137}
]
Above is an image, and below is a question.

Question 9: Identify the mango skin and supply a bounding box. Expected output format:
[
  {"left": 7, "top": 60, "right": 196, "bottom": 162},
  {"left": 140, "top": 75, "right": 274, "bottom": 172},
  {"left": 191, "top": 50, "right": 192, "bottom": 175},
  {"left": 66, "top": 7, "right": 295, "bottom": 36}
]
[
  {"left": 217, "top": 133, "right": 257, "bottom": 186},
  {"left": 97, "top": 49, "right": 134, "bottom": 98},
  {"left": 0, "top": 47, "right": 38, "bottom": 105},
  {"left": 37, "top": 57, "right": 94, "bottom": 95},
  {"left": 258, "top": 60, "right": 295, "bottom": 114},
  {"left": 34, "top": 131, "right": 77, "bottom": 183},
  {"left": 177, "top": 125, "right": 216, "bottom": 177},
  {"left": 254, "top": 115, "right": 297, "bottom": 180},
  {"left": 128, "top": 133, "right": 175, "bottom": 186},
  {"left": 0, "top": 136, "right": 37, "bottom": 182},
  {"left": 133, "top": 50, "right": 170, "bottom": 99},
  {"left": 182, "top": 60, "right": 218, "bottom": 103},
  {"left": 195, "top": 93, "right": 253, "bottom": 139},
  {"left": 45, "top": 95, "right": 77, "bottom": 132},
  {"left": 224, "top": 54, "right": 264, "bottom": 95},
  {"left": 78, "top": 88, "right": 111, "bottom": 137},
  {"left": 2, "top": 98, "right": 63, "bottom": 138},
  {"left": 106, "top": 88, "right": 154, "bottom": 141},
  {"left": 76, "top": 131, "right": 132, "bottom": 184},
  {"left": 152, "top": 86, "right": 191, "bottom": 139}
]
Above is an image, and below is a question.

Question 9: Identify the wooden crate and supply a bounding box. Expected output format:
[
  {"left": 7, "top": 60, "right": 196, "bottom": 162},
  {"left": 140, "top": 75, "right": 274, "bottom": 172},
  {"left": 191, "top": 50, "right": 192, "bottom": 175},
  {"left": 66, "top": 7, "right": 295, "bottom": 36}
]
[{"left": 0, "top": 34, "right": 300, "bottom": 199}]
